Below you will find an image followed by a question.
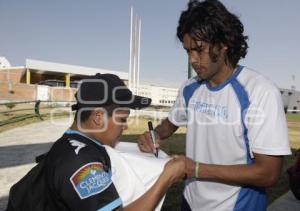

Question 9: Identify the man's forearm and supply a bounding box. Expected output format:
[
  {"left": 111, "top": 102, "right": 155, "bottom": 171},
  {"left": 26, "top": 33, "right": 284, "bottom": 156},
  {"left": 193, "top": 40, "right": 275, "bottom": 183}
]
[
  {"left": 199, "top": 163, "right": 279, "bottom": 187},
  {"left": 155, "top": 118, "right": 178, "bottom": 140},
  {"left": 185, "top": 154, "right": 283, "bottom": 187}
]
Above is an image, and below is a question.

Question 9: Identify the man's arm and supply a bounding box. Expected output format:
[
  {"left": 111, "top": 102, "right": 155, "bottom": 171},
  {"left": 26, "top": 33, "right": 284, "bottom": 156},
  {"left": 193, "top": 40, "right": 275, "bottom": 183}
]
[
  {"left": 185, "top": 153, "right": 283, "bottom": 187},
  {"left": 155, "top": 118, "right": 179, "bottom": 139},
  {"left": 118, "top": 156, "right": 186, "bottom": 211},
  {"left": 138, "top": 118, "right": 178, "bottom": 153}
]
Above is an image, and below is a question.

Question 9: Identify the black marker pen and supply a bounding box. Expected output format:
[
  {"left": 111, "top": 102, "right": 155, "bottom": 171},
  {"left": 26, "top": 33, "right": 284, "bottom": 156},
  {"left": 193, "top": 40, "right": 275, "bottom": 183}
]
[{"left": 148, "top": 121, "right": 158, "bottom": 158}]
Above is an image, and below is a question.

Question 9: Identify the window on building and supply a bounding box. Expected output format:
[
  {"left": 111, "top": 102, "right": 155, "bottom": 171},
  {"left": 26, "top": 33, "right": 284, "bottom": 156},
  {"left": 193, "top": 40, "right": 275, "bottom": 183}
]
[
  {"left": 70, "top": 81, "right": 79, "bottom": 88},
  {"left": 293, "top": 106, "right": 298, "bottom": 114}
]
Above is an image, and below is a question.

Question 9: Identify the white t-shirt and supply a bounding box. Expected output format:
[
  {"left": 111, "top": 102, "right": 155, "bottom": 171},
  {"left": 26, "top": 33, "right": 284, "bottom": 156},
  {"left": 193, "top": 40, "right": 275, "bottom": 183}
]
[
  {"left": 105, "top": 142, "right": 169, "bottom": 211},
  {"left": 168, "top": 66, "right": 291, "bottom": 211}
]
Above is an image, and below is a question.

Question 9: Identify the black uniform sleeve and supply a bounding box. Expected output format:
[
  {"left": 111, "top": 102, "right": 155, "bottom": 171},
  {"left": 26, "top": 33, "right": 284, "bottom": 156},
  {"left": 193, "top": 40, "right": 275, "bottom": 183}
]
[{"left": 50, "top": 140, "right": 122, "bottom": 211}]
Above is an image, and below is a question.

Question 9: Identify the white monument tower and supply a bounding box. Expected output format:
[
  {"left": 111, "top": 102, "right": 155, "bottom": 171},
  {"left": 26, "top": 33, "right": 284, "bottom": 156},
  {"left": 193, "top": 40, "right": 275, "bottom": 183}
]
[{"left": 128, "top": 7, "right": 141, "bottom": 95}]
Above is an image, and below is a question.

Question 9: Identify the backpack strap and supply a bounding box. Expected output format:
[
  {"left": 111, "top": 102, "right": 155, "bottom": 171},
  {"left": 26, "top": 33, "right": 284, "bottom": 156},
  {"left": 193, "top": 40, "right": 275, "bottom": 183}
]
[{"left": 35, "top": 153, "right": 48, "bottom": 163}]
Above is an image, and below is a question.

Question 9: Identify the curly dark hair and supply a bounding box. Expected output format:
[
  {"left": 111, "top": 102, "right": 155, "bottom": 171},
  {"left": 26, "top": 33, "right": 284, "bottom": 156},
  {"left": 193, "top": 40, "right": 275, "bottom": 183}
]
[{"left": 177, "top": 0, "right": 248, "bottom": 67}]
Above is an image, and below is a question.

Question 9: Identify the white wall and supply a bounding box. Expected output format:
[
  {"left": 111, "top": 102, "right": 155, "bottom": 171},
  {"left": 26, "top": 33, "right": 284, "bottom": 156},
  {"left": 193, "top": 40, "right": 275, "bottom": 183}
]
[
  {"left": 280, "top": 88, "right": 300, "bottom": 113},
  {"left": 137, "top": 84, "right": 178, "bottom": 106}
]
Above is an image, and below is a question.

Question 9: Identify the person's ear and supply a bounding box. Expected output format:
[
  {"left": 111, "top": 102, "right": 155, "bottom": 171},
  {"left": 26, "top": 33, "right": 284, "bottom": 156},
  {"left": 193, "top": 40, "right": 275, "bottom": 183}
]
[
  {"left": 219, "top": 44, "right": 228, "bottom": 58},
  {"left": 220, "top": 43, "right": 228, "bottom": 51},
  {"left": 223, "top": 46, "right": 228, "bottom": 51},
  {"left": 92, "top": 108, "right": 107, "bottom": 127}
]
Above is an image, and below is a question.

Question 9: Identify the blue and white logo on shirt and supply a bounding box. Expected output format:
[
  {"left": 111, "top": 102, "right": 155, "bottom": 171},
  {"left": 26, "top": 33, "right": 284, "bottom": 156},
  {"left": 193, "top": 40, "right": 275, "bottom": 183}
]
[
  {"left": 70, "top": 162, "right": 112, "bottom": 199},
  {"left": 193, "top": 101, "right": 228, "bottom": 120}
]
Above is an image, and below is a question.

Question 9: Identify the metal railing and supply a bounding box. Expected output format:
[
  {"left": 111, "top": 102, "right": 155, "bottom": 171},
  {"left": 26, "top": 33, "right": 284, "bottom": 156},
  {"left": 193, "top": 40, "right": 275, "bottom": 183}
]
[
  {"left": 0, "top": 100, "right": 75, "bottom": 126},
  {"left": 0, "top": 100, "right": 171, "bottom": 127}
]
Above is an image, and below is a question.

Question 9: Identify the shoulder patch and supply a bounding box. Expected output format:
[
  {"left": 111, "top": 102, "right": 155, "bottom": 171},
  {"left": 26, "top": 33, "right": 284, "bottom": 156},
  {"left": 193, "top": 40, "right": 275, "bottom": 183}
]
[{"left": 70, "top": 162, "right": 112, "bottom": 199}]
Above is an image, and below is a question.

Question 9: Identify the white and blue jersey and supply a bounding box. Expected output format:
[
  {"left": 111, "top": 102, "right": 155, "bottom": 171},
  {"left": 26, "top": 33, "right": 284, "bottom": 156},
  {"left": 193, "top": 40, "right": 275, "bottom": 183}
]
[{"left": 168, "top": 66, "right": 291, "bottom": 211}]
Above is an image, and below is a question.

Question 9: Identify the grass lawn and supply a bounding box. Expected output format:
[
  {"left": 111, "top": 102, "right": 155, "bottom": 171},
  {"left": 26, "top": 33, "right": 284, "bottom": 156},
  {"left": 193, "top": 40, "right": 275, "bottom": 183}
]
[
  {"left": 287, "top": 113, "right": 300, "bottom": 122},
  {"left": 0, "top": 102, "right": 71, "bottom": 133},
  {"left": 287, "top": 114, "right": 300, "bottom": 149}
]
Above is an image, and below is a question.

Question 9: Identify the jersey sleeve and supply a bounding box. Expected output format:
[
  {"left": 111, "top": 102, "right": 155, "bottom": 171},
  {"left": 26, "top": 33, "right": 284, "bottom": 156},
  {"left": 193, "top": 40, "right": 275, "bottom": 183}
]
[
  {"left": 168, "top": 82, "right": 188, "bottom": 126},
  {"left": 53, "top": 149, "right": 122, "bottom": 211},
  {"left": 246, "top": 85, "right": 291, "bottom": 156}
]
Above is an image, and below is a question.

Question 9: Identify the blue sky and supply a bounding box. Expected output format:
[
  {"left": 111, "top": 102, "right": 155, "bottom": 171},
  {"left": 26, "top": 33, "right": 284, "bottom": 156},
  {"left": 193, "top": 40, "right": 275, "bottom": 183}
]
[{"left": 0, "top": 0, "right": 299, "bottom": 89}]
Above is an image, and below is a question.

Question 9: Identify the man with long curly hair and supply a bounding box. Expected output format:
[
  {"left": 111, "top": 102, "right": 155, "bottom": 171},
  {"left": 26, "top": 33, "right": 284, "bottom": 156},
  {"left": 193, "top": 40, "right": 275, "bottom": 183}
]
[{"left": 138, "top": 0, "right": 291, "bottom": 210}]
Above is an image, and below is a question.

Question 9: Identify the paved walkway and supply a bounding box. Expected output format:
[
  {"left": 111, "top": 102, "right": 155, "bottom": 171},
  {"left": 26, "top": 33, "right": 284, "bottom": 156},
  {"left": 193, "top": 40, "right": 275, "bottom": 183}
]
[{"left": 0, "top": 118, "right": 71, "bottom": 210}]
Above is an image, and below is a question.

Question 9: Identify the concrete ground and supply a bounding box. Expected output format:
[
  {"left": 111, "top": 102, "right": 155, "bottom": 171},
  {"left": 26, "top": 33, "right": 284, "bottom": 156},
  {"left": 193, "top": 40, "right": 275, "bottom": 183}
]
[{"left": 0, "top": 118, "right": 71, "bottom": 210}]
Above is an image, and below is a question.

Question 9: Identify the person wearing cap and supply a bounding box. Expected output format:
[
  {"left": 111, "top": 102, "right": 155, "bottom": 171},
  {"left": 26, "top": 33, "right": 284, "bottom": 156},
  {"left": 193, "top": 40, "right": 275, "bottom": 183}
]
[
  {"left": 32, "top": 73, "right": 186, "bottom": 210},
  {"left": 138, "top": 1, "right": 291, "bottom": 211}
]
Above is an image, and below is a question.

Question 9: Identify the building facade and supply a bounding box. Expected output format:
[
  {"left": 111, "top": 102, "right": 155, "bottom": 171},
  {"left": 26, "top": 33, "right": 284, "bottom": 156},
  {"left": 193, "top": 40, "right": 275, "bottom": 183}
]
[
  {"left": 0, "top": 58, "right": 128, "bottom": 103},
  {"left": 136, "top": 84, "right": 178, "bottom": 107},
  {"left": 280, "top": 88, "right": 300, "bottom": 113},
  {"left": 0, "top": 57, "right": 299, "bottom": 112}
]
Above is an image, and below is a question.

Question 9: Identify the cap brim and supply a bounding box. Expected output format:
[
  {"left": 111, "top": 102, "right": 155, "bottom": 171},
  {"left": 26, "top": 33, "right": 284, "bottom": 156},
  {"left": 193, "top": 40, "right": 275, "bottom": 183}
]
[
  {"left": 71, "top": 95, "right": 151, "bottom": 111},
  {"left": 120, "top": 95, "right": 151, "bottom": 109}
]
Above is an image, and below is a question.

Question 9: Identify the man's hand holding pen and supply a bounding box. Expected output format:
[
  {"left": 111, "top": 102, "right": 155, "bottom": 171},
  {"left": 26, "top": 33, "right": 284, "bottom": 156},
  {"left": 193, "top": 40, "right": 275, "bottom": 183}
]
[
  {"left": 138, "top": 122, "right": 161, "bottom": 157},
  {"left": 148, "top": 121, "right": 159, "bottom": 157},
  {"left": 138, "top": 125, "right": 190, "bottom": 181}
]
